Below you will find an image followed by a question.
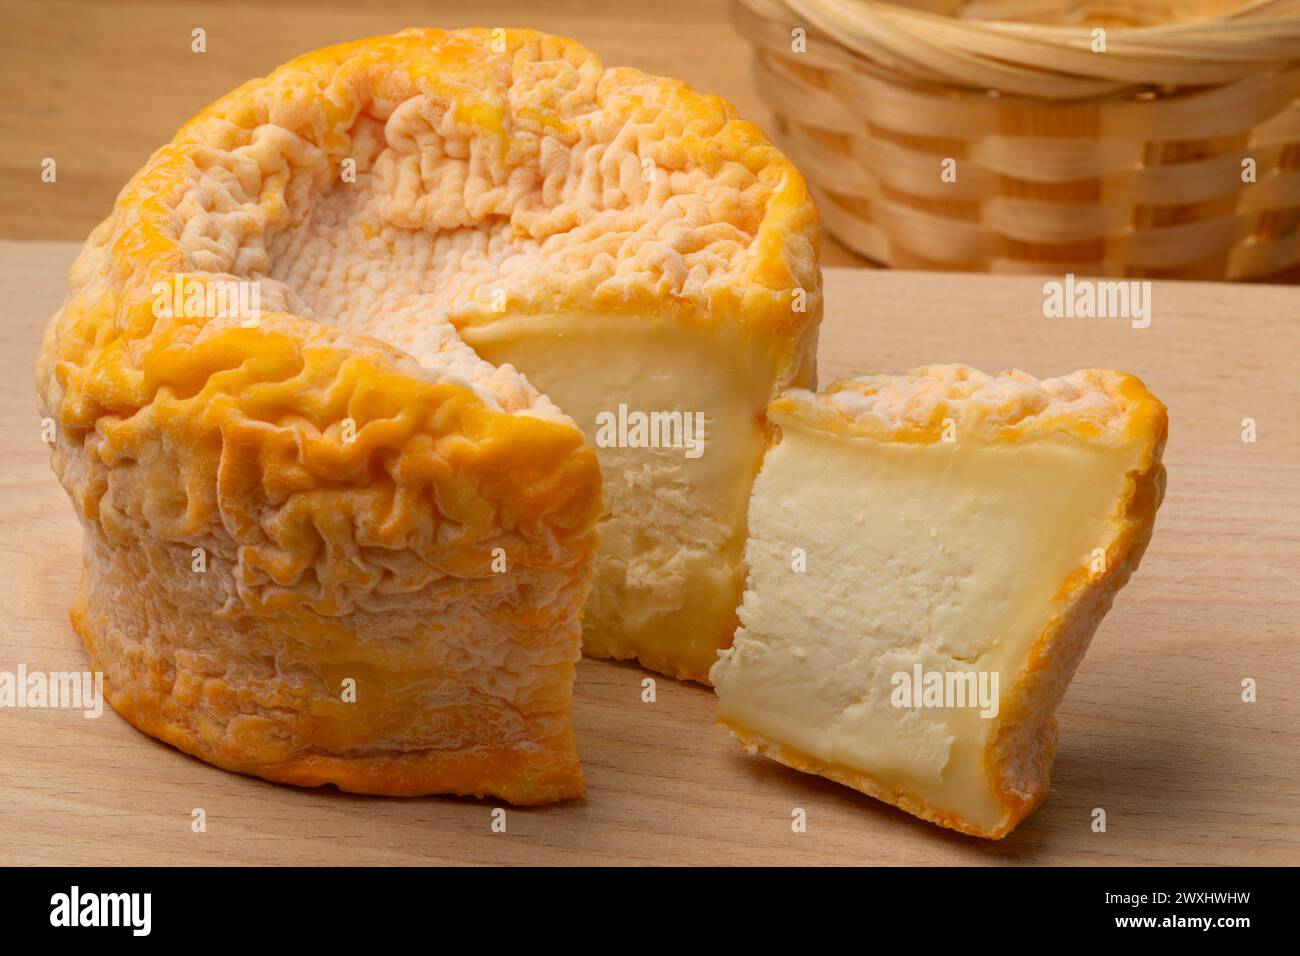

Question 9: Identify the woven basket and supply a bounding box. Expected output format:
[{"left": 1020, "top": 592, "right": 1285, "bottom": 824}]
[{"left": 733, "top": 0, "right": 1300, "bottom": 278}]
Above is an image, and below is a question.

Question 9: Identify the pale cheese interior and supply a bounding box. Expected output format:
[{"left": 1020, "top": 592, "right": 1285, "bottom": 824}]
[
  {"left": 712, "top": 413, "right": 1143, "bottom": 832},
  {"left": 460, "top": 313, "right": 781, "bottom": 680}
]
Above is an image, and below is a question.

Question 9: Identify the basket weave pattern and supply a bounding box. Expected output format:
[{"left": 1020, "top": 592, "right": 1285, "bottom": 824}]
[{"left": 734, "top": 0, "right": 1300, "bottom": 278}]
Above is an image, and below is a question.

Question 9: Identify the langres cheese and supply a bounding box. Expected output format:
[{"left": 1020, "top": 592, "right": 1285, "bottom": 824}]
[
  {"left": 36, "top": 28, "right": 818, "bottom": 804},
  {"left": 711, "top": 365, "right": 1168, "bottom": 838}
]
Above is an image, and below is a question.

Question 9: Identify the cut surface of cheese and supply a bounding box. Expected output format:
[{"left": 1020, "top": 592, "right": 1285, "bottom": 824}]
[
  {"left": 36, "top": 28, "right": 820, "bottom": 802},
  {"left": 710, "top": 365, "right": 1167, "bottom": 837},
  {"left": 459, "top": 313, "right": 814, "bottom": 681}
]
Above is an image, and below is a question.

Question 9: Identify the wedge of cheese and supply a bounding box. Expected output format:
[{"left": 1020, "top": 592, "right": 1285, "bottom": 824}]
[
  {"left": 36, "top": 28, "right": 818, "bottom": 802},
  {"left": 711, "top": 365, "right": 1167, "bottom": 837}
]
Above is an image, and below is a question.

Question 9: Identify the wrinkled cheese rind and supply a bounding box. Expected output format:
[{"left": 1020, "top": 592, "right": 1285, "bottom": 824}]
[
  {"left": 31, "top": 26, "right": 820, "bottom": 802},
  {"left": 773, "top": 364, "right": 1155, "bottom": 443}
]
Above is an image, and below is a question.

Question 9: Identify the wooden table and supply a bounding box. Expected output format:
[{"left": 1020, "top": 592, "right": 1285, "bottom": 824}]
[{"left": 3, "top": 239, "right": 1296, "bottom": 865}]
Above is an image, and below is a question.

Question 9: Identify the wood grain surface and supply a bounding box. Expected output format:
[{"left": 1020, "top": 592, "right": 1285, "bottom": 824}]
[{"left": 2, "top": 239, "right": 1297, "bottom": 866}]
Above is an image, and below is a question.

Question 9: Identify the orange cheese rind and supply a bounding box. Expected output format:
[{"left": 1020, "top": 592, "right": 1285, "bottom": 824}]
[
  {"left": 771, "top": 364, "right": 1167, "bottom": 448},
  {"left": 41, "top": 286, "right": 601, "bottom": 801},
  {"left": 64, "top": 26, "right": 819, "bottom": 341}
]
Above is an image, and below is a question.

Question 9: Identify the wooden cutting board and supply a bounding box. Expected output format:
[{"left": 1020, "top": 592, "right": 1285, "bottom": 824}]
[{"left": 2, "top": 240, "right": 1296, "bottom": 866}]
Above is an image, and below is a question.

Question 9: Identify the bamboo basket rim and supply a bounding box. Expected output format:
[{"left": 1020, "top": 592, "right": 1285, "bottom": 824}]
[{"left": 744, "top": 0, "right": 1300, "bottom": 97}]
